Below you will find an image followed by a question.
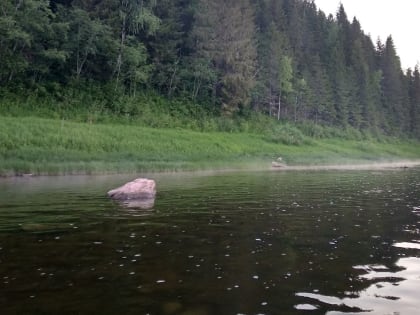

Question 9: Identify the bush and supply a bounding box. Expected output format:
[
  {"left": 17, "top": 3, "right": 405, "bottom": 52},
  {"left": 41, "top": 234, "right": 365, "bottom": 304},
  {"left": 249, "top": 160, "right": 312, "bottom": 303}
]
[
  {"left": 265, "top": 123, "right": 307, "bottom": 145},
  {"left": 299, "top": 123, "right": 329, "bottom": 138}
]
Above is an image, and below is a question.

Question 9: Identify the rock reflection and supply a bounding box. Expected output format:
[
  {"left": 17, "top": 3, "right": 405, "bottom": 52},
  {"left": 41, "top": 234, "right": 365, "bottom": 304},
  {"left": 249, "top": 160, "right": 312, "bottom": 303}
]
[
  {"left": 296, "top": 257, "right": 420, "bottom": 314},
  {"left": 122, "top": 198, "right": 155, "bottom": 210}
]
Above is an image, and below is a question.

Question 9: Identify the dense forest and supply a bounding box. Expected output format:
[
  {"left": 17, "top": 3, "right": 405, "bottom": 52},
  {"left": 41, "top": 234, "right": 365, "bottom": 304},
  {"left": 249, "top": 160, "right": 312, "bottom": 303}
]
[{"left": 1, "top": 0, "right": 419, "bottom": 138}]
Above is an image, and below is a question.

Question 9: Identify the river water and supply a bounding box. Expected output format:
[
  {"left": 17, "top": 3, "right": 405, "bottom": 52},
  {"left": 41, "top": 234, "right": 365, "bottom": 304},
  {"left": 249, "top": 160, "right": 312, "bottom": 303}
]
[{"left": 0, "top": 168, "right": 419, "bottom": 314}]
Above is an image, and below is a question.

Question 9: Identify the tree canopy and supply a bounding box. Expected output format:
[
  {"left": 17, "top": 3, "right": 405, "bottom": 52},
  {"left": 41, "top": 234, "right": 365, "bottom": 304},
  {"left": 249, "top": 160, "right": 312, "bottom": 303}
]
[{"left": 1, "top": 0, "right": 419, "bottom": 138}]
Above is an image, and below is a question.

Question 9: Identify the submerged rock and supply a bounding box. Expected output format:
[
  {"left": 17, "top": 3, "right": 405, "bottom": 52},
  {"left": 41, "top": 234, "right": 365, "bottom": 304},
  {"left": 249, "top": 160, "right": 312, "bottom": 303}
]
[
  {"left": 107, "top": 178, "right": 156, "bottom": 201},
  {"left": 123, "top": 198, "right": 155, "bottom": 210},
  {"left": 20, "top": 223, "right": 69, "bottom": 233}
]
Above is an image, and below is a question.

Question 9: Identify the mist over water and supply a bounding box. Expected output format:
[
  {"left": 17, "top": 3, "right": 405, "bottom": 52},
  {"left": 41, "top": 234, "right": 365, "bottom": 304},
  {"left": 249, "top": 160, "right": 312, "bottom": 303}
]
[{"left": 0, "top": 168, "right": 419, "bottom": 314}]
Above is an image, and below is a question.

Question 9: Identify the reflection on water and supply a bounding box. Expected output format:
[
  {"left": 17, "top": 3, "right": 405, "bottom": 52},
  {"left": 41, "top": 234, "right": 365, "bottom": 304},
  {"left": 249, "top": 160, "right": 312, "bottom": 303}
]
[
  {"left": 297, "top": 256, "right": 420, "bottom": 314},
  {"left": 0, "top": 168, "right": 420, "bottom": 314},
  {"left": 394, "top": 242, "right": 420, "bottom": 250}
]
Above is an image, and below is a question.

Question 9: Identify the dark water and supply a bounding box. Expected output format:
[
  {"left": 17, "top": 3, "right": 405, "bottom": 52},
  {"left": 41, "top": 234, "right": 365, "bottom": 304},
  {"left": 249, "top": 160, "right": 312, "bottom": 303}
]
[{"left": 0, "top": 168, "right": 419, "bottom": 315}]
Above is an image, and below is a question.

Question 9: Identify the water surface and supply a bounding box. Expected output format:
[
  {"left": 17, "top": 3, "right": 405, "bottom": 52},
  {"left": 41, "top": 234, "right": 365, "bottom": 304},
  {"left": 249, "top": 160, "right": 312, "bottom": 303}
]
[{"left": 0, "top": 168, "right": 419, "bottom": 314}]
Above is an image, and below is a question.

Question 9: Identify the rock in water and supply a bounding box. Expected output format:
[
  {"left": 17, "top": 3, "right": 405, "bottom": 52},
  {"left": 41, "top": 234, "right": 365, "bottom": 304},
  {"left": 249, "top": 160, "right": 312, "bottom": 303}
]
[{"left": 107, "top": 178, "right": 156, "bottom": 200}]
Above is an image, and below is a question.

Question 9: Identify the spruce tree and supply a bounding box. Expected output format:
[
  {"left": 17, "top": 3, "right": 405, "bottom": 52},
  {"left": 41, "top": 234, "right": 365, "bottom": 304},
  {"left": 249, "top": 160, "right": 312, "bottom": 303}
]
[
  {"left": 192, "top": 0, "right": 257, "bottom": 114},
  {"left": 147, "top": 0, "right": 191, "bottom": 97},
  {"left": 408, "top": 66, "right": 420, "bottom": 136},
  {"left": 379, "top": 36, "right": 406, "bottom": 133}
]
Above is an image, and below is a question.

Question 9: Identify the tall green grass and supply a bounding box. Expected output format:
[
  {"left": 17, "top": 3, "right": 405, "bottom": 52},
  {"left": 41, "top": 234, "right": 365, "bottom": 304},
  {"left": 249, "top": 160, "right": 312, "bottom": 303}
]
[
  {"left": 0, "top": 87, "right": 393, "bottom": 143},
  {"left": 0, "top": 116, "right": 279, "bottom": 175},
  {"left": 1, "top": 116, "right": 420, "bottom": 175}
]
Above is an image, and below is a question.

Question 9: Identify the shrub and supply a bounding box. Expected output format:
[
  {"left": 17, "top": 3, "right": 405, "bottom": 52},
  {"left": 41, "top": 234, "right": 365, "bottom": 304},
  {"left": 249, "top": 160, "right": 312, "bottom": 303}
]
[{"left": 265, "top": 123, "right": 307, "bottom": 145}]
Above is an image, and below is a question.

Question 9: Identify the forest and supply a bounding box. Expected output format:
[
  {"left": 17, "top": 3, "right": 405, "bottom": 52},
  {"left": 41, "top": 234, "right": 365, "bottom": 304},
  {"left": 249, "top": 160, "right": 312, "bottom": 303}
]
[{"left": 1, "top": 0, "right": 419, "bottom": 139}]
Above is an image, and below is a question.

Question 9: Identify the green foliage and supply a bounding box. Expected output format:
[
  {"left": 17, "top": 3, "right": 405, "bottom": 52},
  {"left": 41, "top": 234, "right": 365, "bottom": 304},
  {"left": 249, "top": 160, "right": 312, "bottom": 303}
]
[
  {"left": 407, "top": 66, "right": 420, "bottom": 137},
  {"left": 378, "top": 36, "right": 407, "bottom": 133},
  {"left": 0, "top": 0, "right": 68, "bottom": 84},
  {"left": 265, "top": 123, "right": 307, "bottom": 145},
  {"left": 0, "top": 0, "right": 419, "bottom": 140},
  {"left": 192, "top": 0, "right": 257, "bottom": 114},
  {"left": 279, "top": 56, "right": 294, "bottom": 94},
  {"left": 61, "top": 7, "right": 113, "bottom": 80}
]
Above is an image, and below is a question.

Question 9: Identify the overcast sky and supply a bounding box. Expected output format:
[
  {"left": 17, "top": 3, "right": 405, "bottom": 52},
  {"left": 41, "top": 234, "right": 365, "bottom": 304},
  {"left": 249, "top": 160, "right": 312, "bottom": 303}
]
[{"left": 314, "top": 0, "right": 420, "bottom": 70}]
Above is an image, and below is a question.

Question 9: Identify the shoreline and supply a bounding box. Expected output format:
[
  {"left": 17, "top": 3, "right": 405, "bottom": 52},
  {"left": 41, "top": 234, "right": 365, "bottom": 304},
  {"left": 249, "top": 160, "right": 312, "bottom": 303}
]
[
  {"left": 2, "top": 116, "right": 420, "bottom": 177},
  {"left": 2, "top": 160, "right": 420, "bottom": 179},
  {"left": 273, "top": 160, "right": 420, "bottom": 171}
]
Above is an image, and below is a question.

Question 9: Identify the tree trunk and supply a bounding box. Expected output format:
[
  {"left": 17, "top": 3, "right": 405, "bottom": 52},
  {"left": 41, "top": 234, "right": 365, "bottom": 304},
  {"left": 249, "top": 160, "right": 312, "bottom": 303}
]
[
  {"left": 115, "top": 16, "right": 126, "bottom": 90},
  {"left": 167, "top": 57, "right": 180, "bottom": 98},
  {"left": 277, "top": 92, "right": 281, "bottom": 120}
]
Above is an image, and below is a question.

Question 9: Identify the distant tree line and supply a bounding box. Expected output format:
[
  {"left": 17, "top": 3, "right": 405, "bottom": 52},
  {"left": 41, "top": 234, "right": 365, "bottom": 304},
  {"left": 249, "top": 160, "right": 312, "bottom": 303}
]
[{"left": 1, "top": 0, "right": 419, "bottom": 137}]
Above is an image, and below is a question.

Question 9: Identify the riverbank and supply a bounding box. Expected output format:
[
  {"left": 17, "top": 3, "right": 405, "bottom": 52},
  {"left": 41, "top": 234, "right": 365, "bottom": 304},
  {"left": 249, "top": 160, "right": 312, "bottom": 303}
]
[
  {"left": 1, "top": 116, "right": 420, "bottom": 176},
  {"left": 273, "top": 161, "right": 420, "bottom": 171}
]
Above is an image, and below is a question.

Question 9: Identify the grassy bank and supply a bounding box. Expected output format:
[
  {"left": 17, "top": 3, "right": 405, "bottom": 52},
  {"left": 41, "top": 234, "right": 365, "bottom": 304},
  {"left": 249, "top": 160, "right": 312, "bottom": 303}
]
[{"left": 1, "top": 116, "right": 420, "bottom": 176}]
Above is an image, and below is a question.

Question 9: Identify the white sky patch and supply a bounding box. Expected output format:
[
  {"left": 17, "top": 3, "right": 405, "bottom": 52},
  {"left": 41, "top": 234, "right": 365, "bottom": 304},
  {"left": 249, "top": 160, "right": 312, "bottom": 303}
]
[{"left": 314, "top": 0, "right": 420, "bottom": 70}]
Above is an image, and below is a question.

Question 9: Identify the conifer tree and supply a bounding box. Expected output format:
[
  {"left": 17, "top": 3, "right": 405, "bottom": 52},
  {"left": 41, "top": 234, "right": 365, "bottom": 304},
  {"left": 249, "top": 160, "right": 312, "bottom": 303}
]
[
  {"left": 147, "top": 0, "right": 191, "bottom": 97},
  {"left": 379, "top": 36, "right": 406, "bottom": 133},
  {"left": 192, "top": 0, "right": 257, "bottom": 114},
  {"left": 408, "top": 66, "right": 420, "bottom": 136}
]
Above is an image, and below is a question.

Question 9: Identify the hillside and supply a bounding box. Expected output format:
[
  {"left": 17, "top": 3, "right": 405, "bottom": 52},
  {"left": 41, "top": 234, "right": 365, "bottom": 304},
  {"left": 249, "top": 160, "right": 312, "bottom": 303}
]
[{"left": 0, "top": 0, "right": 419, "bottom": 138}]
